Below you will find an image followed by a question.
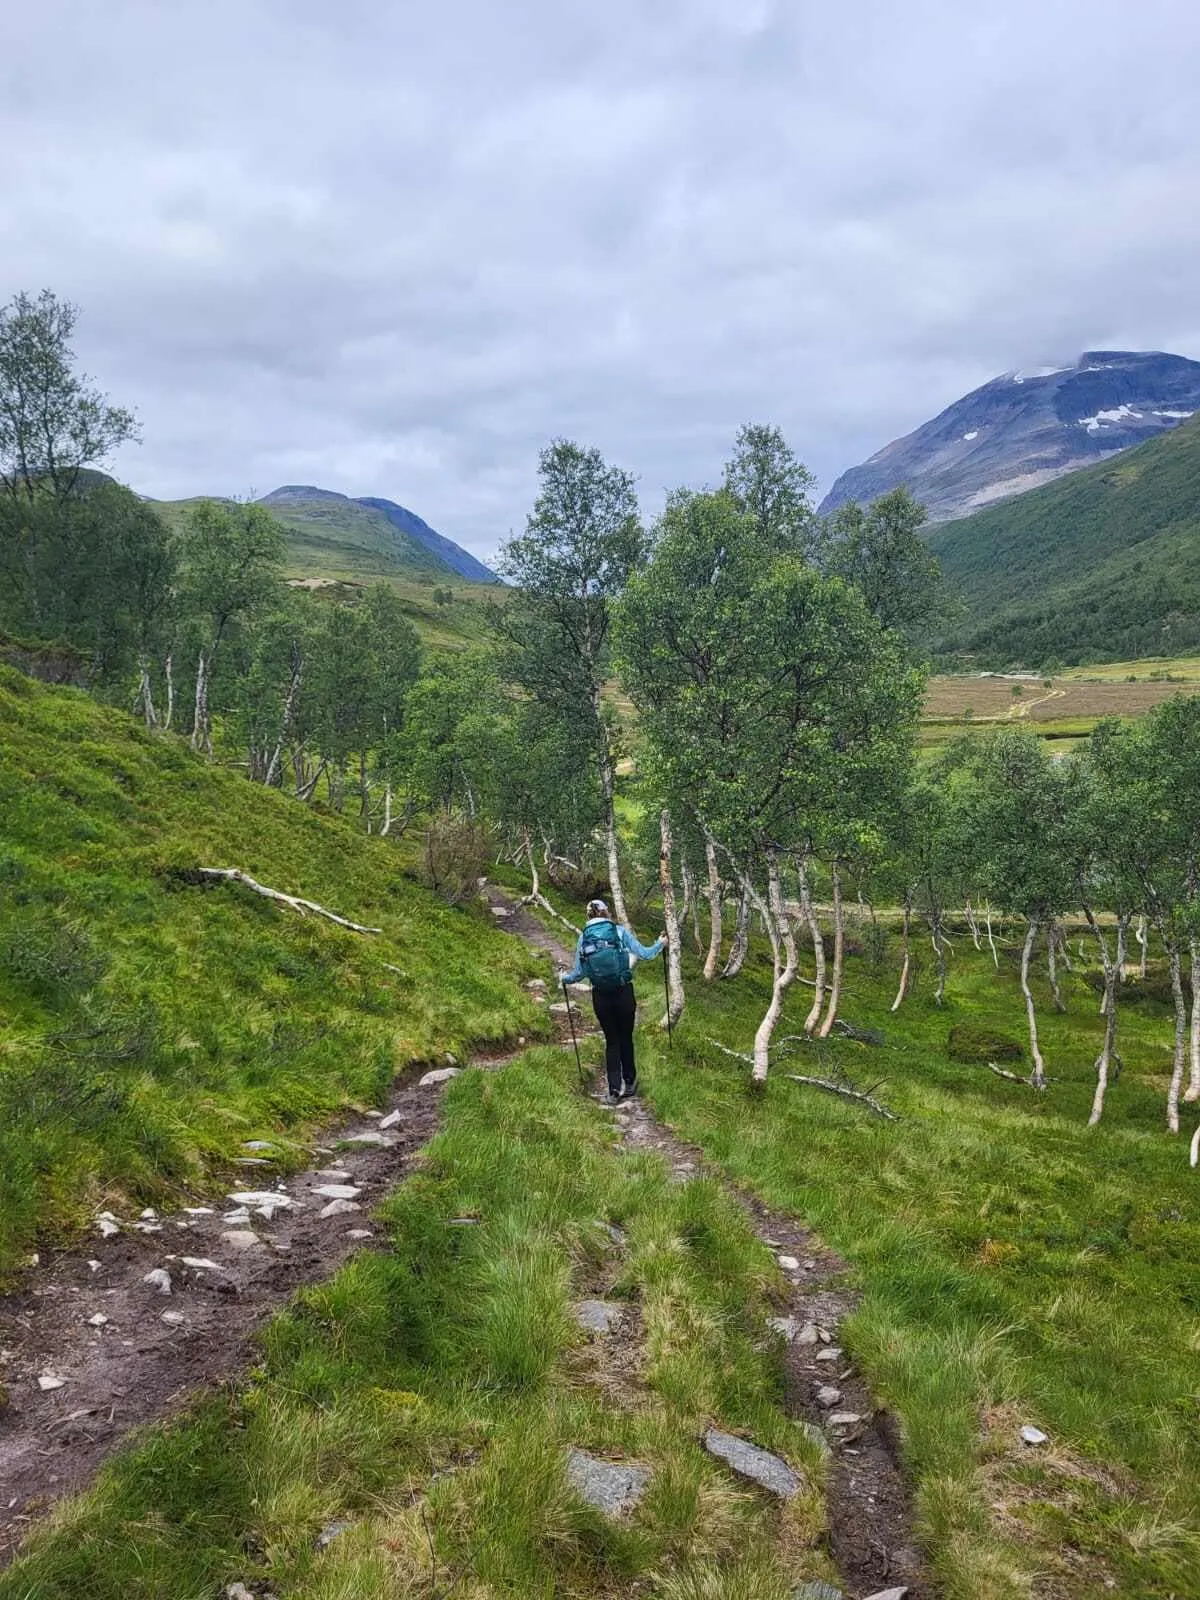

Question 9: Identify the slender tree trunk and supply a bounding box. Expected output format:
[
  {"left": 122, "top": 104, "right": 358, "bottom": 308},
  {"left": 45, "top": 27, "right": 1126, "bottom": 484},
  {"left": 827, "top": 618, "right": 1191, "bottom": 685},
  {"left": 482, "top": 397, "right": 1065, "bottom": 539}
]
[
  {"left": 1164, "top": 933, "right": 1187, "bottom": 1132},
  {"left": 891, "top": 902, "right": 911, "bottom": 1012},
  {"left": 750, "top": 851, "right": 796, "bottom": 1082},
  {"left": 932, "top": 915, "right": 948, "bottom": 1006},
  {"left": 817, "top": 861, "right": 844, "bottom": 1038},
  {"left": 1116, "top": 915, "right": 1128, "bottom": 984},
  {"left": 1047, "top": 921, "right": 1066, "bottom": 1012},
  {"left": 135, "top": 655, "right": 159, "bottom": 730},
  {"left": 658, "top": 809, "right": 685, "bottom": 1028},
  {"left": 1183, "top": 935, "right": 1200, "bottom": 1103},
  {"left": 596, "top": 729, "right": 628, "bottom": 926},
  {"left": 1020, "top": 917, "right": 1047, "bottom": 1089},
  {"left": 965, "top": 900, "right": 981, "bottom": 950},
  {"left": 1137, "top": 915, "right": 1149, "bottom": 978},
  {"left": 359, "top": 751, "right": 371, "bottom": 830},
  {"left": 799, "top": 861, "right": 826, "bottom": 1035},
  {"left": 985, "top": 902, "right": 999, "bottom": 968},
  {"left": 702, "top": 833, "right": 723, "bottom": 981},
  {"left": 381, "top": 783, "right": 394, "bottom": 837},
  {"left": 297, "top": 758, "right": 327, "bottom": 803},
  {"left": 163, "top": 652, "right": 174, "bottom": 731},
  {"left": 190, "top": 649, "right": 208, "bottom": 751},
  {"left": 264, "top": 643, "right": 303, "bottom": 788},
  {"left": 1083, "top": 906, "right": 1121, "bottom": 1126},
  {"left": 721, "top": 883, "right": 750, "bottom": 979}
]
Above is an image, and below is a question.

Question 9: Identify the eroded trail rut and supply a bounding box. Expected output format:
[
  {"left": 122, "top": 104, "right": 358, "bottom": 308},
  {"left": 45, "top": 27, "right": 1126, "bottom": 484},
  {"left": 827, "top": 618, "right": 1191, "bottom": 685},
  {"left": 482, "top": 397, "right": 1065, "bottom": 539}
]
[{"left": 0, "top": 888, "right": 927, "bottom": 1597}]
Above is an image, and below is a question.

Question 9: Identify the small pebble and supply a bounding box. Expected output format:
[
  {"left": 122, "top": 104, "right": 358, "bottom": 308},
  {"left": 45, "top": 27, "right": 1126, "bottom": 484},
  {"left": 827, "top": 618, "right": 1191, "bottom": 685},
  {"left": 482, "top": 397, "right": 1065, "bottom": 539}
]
[
  {"left": 1020, "top": 1425, "right": 1048, "bottom": 1446},
  {"left": 142, "top": 1269, "right": 172, "bottom": 1295},
  {"left": 38, "top": 1373, "right": 66, "bottom": 1391},
  {"left": 87, "top": 1313, "right": 109, "bottom": 1328},
  {"left": 777, "top": 1254, "right": 800, "bottom": 1271},
  {"left": 816, "top": 1385, "right": 841, "bottom": 1407}
]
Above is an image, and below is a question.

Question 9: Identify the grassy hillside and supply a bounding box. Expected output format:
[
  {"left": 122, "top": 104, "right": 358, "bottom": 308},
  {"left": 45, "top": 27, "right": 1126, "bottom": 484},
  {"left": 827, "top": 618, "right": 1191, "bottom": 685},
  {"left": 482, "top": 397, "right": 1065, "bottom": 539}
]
[
  {"left": 928, "top": 412, "right": 1200, "bottom": 666},
  {"left": 0, "top": 667, "right": 543, "bottom": 1278},
  {"left": 155, "top": 494, "right": 453, "bottom": 582}
]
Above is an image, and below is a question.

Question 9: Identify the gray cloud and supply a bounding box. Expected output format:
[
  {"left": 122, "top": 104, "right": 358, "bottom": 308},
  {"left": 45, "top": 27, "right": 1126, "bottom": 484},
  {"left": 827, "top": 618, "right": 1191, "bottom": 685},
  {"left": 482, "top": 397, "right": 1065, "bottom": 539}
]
[{"left": 4, "top": 0, "right": 1199, "bottom": 560}]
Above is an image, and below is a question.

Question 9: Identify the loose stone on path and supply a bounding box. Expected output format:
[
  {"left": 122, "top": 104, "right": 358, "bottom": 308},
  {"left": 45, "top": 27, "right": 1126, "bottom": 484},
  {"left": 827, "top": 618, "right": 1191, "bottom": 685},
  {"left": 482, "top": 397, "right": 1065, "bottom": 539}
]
[
  {"left": 418, "top": 1067, "right": 461, "bottom": 1087},
  {"left": 572, "top": 1299, "right": 624, "bottom": 1335},
  {"left": 703, "top": 1427, "right": 801, "bottom": 1498},
  {"left": 565, "top": 1448, "right": 651, "bottom": 1517}
]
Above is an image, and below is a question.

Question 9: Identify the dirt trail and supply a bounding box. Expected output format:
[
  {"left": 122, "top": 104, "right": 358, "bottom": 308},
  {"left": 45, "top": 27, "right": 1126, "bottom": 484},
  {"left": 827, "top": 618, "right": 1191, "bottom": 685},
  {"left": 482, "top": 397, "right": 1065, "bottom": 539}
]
[
  {"left": 493, "top": 895, "right": 928, "bottom": 1600},
  {"left": 1, "top": 888, "right": 926, "bottom": 1597}
]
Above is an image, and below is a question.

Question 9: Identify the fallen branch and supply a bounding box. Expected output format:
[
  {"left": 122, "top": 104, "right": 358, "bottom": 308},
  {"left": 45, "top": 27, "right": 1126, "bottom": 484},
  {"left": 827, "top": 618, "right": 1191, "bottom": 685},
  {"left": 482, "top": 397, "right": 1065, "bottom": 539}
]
[
  {"left": 519, "top": 888, "right": 582, "bottom": 936},
  {"left": 987, "top": 1059, "right": 1030, "bottom": 1085},
  {"left": 785, "top": 1073, "right": 898, "bottom": 1121},
  {"left": 707, "top": 1037, "right": 753, "bottom": 1064},
  {"left": 196, "top": 868, "right": 382, "bottom": 933}
]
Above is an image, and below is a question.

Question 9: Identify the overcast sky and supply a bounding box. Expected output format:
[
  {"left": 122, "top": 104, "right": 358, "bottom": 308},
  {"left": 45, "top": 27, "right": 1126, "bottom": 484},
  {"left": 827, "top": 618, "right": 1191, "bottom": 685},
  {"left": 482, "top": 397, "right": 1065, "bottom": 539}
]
[{"left": 5, "top": 1, "right": 1200, "bottom": 561}]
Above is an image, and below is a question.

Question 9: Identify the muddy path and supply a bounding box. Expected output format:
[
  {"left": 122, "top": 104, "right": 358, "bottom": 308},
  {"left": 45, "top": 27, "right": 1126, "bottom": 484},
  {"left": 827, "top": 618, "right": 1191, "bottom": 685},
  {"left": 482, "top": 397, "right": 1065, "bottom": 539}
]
[{"left": 494, "top": 894, "right": 928, "bottom": 1600}]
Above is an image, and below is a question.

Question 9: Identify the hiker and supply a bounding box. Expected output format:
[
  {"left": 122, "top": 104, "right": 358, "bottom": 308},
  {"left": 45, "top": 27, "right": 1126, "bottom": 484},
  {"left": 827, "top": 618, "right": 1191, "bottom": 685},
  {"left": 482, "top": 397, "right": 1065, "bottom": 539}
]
[{"left": 559, "top": 898, "right": 666, "bottom": 1105}]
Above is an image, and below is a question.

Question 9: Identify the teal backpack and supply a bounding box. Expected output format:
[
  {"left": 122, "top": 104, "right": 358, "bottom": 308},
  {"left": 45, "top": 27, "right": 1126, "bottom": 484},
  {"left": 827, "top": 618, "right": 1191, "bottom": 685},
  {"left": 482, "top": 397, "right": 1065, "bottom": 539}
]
[{"left": 579, "top": 920, "right": 631, "bottom": 991}]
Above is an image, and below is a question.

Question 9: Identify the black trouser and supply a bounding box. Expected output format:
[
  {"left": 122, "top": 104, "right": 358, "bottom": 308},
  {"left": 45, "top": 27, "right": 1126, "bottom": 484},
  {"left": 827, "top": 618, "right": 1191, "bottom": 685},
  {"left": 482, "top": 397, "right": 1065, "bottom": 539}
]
[{"left": 591, "top": 982, "right": 637, "bottom": 1095}]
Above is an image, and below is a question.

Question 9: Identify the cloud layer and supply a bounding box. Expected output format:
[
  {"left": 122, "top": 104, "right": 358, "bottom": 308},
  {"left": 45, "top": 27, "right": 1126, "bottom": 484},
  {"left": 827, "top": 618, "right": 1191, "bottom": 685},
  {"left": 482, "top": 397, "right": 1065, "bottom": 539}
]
[{"left": 5, "top": 0, "right": 1199, "bottom": 558}]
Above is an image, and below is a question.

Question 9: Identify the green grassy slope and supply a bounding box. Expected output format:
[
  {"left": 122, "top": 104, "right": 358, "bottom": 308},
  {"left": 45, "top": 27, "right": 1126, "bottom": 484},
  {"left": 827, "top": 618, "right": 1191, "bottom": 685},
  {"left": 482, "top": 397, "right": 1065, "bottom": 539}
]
[
  {"left": 0, "top": 667, "right": 544, "bottom": 1277},
  {"left": 928, "top": 413, "right": 1200, "bottom": 665}
]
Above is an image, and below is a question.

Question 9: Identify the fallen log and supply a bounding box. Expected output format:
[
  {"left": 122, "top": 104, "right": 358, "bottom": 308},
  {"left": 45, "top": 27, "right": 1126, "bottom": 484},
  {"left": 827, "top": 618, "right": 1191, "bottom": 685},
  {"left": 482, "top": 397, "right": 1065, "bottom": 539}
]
[
  {"left": 196, "top": 868, "right": 381, "bottom": 933},
  {"left": 784, "top": 1073, "right": 899, "bottom": 1121}
]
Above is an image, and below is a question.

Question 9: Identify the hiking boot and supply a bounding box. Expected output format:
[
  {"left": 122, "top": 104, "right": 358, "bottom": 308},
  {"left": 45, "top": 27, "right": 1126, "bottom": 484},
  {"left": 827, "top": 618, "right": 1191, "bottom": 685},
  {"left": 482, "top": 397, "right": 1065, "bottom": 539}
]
[
  {"left": 597, "top": 1091, "right": 622, "bottom": 1108},
  {"left": 619, "top": 1082, "right": 638, "bottom": 1101}
]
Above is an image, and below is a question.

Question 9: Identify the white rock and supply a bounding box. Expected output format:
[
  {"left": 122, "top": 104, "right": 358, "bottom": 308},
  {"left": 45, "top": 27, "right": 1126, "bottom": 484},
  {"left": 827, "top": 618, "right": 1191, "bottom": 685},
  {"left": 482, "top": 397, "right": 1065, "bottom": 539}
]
[
  {"left": 142, "top": 1269, "right": 172, "bottom": 1295},
  {"left": 320, "top": 1198, "right": 361, "bottom": 1218},
  {"left": 97, "top": 1218, "right": 120, "bottom": 1238},
  {"left": 221, "top": 1230, "right": 262, "bottom": 1252},
  {"left": 379, "top": 1110, "right": 403, "bottom": 1129},
  {"left": 827, "top": 1412, "right": 862, "bottom": 1427},
  {"left": 795, "top": 1322, "right": 820, "bottom": 1345},
  {"left": 87, "top": 1312, "right": 109, "bottom": 1328},
  {"left": 254, "top": 1200, "right": 290, "bottom": 1221},
  {"left": 38, "top": 1373, "right": 66, "bottom": 1391},
  {"left": 1020, "top": 1425, "right": 1048, "bottom": 1446},
  {"left": 319, "top": 1168, "right": 352, "bottom": 1181},
  {"left": 242, "top": 1140, "right": 275, "bottom": 1151},
  {"left": 181, "top": 1256, "right": 224, "bottom": 1272},
  {"left": 863, "top": 1589, "right": 909, "bottom": 1600},
  {"left": 229, "top": 1190, "right": 292, "bottom": 1208},
  {"left": 226, "top": 1584, "right": 256, "bottom": 1600},
  {"left": 345, "top": 1228, "right": 374, "bottom": 1240},
  {"left": 184, "top": 1206, "right": 215, "bottom": 1216},
  {"left": 140, "top": 1207, "right": 157, "bottom": 1220},
  {"left": 815, "top": 1346, "right": 842, "bottom": 1363},
  {"left": 418, "top": 1067, "right": 461, "bottom": 1087},
  {"left": 87, "top": 1259, "right": 102, "bottom": 1273},
  {"left": 161, "top": 1310, "right": 186, "bottom": 1325},
  {"left": 776, "top": 1254, "right": 801, "bottom": 1271},
  {"left": 314, "top": 1183, "right": 360, "bottom": 1200},
  {"left": 223, "top": 1208, "right": 252, "bottom": 1225},
  {"left": 363, "top": 1109, "right": 384, "bottom": 1119},
  {"left": 343, "top": 1131, "right": 391, "bottom": 1147},
  {"left": 816, "top": 1386, "right": 841, "bottom": 1407}
]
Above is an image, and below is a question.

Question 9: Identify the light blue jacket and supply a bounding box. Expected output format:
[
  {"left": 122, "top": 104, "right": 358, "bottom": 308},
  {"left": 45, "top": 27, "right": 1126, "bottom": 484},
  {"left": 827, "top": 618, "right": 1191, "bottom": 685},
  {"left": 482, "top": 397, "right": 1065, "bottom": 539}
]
[{"left": 561, "top": 918, "right": 665, "bottom": 985}]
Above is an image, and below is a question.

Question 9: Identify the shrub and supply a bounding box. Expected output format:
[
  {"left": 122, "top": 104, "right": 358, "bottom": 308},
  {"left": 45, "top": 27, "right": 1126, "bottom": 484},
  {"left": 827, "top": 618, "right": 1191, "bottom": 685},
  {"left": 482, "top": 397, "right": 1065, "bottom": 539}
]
[
  {"left": 947, "top": 1023, "right": 1024, "bottom": 1063},
  {"left": 419, "top": 810, "right": 492, "bottom": 905}
]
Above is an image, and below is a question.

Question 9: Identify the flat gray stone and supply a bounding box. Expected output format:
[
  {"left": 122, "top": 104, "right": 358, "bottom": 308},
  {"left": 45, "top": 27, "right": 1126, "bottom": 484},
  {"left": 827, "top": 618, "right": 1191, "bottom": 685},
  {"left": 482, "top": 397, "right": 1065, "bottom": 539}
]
[
  {"left": 418, "top": 1067, "right": 461, "bottom": 1087},
  {"left": 815, "top": 1346, "right": 842, "bottom": 1363},
  {"left": 343, "top": 1131, "right": 391, "bottom": 1147},
  {"left": 313, "top": 1184, "right": 360, "bottom": 1200},
  {"left": 316, "top": 1518, "right": 354, "bottom": 1549},
  {"left": 793, "top": 1583, "right": 844, "bottom": 1600},
  {"left": 776, "top": 1253, "right": 801, "bottom": 1271},
  {"left": 566, "top": 1448, "right": 650, "bottom": 1517},
  {"left": 379, "top": 1109, "right": 403, "bottom": 1129},
  {"left": 816, "top": 1386, "right": 841, "bottom": 1407},
  {"left": 221, "top": 1230, "right": 262, "bottom": 1252},
  {"left": 319, "top": 1198, "right": 361, "bottom": 1218},
  {"left": 573, "top": 1299, "right": 624, "bottom": 1335},
  {"left": 1020, "top": 1425, "right": 1048, "bottom": 1446},
  {"left": 827, "top": 1412, "right": 863, "bottom": 1428},
  {"left": 863, "top": 1590, "right": 909, "bottom": 1600},
  {"left": 703, "top": 1427, "right": 800, "bottom": 1499}
]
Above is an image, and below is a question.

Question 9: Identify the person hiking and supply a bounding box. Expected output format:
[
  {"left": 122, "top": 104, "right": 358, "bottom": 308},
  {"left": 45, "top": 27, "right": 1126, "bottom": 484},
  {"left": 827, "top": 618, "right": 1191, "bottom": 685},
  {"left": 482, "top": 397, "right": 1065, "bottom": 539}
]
[{"left": 559, "top": 898, "right": 666, "bottom": 1106}]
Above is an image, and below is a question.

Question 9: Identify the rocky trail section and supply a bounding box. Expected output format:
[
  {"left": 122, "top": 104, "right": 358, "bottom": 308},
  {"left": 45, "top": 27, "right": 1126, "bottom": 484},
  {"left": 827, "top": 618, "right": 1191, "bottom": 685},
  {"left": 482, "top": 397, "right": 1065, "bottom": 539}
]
[
  {"left": 492, "top": 892, "right": 928, "bottom": 1600},
  {"left": 0, "top": 1040, "right": 536, "bottom": 1564}
]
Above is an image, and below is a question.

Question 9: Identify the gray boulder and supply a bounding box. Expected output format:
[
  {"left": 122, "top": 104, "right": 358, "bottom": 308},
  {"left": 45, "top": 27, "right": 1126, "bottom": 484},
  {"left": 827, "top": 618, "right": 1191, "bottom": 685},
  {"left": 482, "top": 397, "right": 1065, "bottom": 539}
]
[
  {"left": 566, "top": 1448, "right": 650, "bottom": 1517},
  {"left": 703, "top": 1427, "right": 800, "bottom": 1499}
]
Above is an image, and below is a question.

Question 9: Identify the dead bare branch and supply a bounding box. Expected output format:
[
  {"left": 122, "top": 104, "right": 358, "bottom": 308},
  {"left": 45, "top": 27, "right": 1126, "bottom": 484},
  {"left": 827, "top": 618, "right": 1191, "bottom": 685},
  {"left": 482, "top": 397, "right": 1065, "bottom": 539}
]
[
  {"left": 196, "top": 867, "right": 382, "bottom": 933},
  {"left": 784, "top": 1073, "right": 898, "bottom": 1121}
]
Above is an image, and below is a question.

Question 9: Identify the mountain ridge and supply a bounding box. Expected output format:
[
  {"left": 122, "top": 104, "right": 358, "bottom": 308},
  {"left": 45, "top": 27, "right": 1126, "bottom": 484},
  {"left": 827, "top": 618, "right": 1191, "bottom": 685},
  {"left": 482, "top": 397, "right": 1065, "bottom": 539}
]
[
  {"left": 821, "top": 349, "right": 1200, "bottom": 523},
  {"left": 258, "top": 485, "right": 497, "bottom": 582}
]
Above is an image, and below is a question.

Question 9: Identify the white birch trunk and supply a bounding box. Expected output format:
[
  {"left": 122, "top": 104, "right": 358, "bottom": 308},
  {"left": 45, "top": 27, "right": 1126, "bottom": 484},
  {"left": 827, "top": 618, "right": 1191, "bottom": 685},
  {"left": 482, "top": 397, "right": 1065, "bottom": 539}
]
[
  {"left": 264, "top": 644, "right": 303, "bottom": 789},
  {"left": 985, "top": 902, "right": 999, "bottom": 968},
  {"left": 1115, "top": 916, "right": 1128, "bottom": 983},
  {"left": 891, "top": 902, "right": 911, "bottom": 1013},
  {"left": 799, "top": 861, "right": 826, "bottom": 1035},
  {"left": 1136, "top": 915, "right": 1149, "bottom": 978},
  {"left": 1020, "top": 917, "right": 1047, "bottom": 1089},
  {"left": 817, "top": 862, "right": 844, "bottom": 1038},
  {"left": 721, "top": 884, "right": 750, "bottom": 979},
  {"left": 1186, "top": 937, "right": 1200, "bottom": 1102},
  {"left": 1083, "top": 907, "right": 1120, "bottom": 1126},
  {"left": 1047, "top": 920, "right": 1066, "bottom": 1013},
  {"left": 163, "top": 652, "right": 174, "bottom": 731},
  {"left": 702, "top": 833, "right": 723, "bottom": 981},
  {"left": 932, "top": 916, "right": 948, "bottom": 1005},
  {"left": 965, "top": 900, "right": 981, "bottom": 950},
  {"left": 190, "top": 649, "right": 211, "bottom": 754},
  {"left": 750, "top": 852, "right": 796, "bottom": 1082},
  {"left": 135, "top": 656, "right": 159, "bottom": 730},
  {"left": 1166, "top": 936, "right": 1187, "bottom": 1133},
  {"left": 658, "top": 808, "right": 685, "bottom": 1029}
]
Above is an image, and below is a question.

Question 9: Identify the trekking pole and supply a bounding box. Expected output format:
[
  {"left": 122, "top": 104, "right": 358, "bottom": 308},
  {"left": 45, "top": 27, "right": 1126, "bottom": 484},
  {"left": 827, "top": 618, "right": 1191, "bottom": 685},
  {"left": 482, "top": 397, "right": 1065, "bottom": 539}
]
[
  {"left": 662, "top": 935, "right": 674, "bottom": 1049},
  {"left": 562, "top": 978, "right": 587, "bottom": 1089}
]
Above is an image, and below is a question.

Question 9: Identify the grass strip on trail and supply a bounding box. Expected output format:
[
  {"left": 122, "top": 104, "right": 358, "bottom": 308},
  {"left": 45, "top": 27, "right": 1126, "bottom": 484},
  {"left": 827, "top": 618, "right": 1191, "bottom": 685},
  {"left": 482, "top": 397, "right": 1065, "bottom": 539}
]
[{"left": 1, "top": 1051, "right": 839, "bottom": 1599}]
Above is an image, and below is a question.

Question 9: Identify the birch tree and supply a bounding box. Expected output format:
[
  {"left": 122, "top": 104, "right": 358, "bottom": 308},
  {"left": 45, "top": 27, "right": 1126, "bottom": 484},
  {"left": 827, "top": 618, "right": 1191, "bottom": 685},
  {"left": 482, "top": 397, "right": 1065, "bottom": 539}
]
[
  {"left": 495, "top": 441, "right": 645, "bottom": 923},
  {"left": 616, "top": 485, "right": 919, "bottom": 1079}
]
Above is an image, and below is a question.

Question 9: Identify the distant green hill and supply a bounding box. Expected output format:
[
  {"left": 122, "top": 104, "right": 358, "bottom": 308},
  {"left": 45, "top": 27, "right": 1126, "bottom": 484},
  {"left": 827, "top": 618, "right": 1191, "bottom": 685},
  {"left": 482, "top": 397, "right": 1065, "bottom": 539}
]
[{"left": 928, "top": 413, "right": 1200, "bottom": 666}]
